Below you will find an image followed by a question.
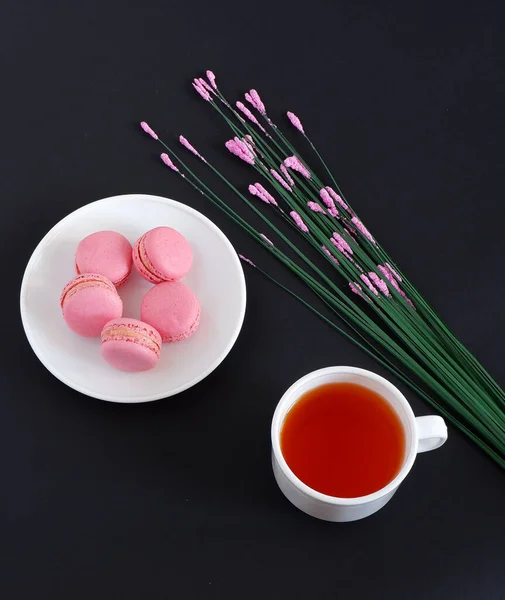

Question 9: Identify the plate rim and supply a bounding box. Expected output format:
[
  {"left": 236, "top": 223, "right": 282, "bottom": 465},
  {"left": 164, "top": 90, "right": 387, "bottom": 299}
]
[{"left": 20, "top": 193, "right": 247, "bottom": 403}]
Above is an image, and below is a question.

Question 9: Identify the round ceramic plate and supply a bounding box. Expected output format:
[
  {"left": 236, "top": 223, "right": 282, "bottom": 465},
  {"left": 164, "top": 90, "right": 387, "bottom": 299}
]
[{"left": 20, "top": 194, "right": 247, "bottom": 402}]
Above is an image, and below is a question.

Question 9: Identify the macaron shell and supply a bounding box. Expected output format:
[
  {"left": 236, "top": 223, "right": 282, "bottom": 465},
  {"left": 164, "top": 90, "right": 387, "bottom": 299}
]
[
  {"left": 100, "top": 318, "right": 162, "bottom": 372},
  {"left": 141, "top": 281, "right": 200, "bottom": 343},
  {"left": 133, "top": 227, "right": 193, "bottom": 283},
  {"left": 75, "top": 231, "right": 133, "bottom": 287},
  {"left": 100, "top": 339, "right": 159, "bottom": 372},
  {"left": 170, "top": 307, "right": 200, "bottom": 342},
  {"left": 61, "top": 275, "right": 123, "bottom": 337}
]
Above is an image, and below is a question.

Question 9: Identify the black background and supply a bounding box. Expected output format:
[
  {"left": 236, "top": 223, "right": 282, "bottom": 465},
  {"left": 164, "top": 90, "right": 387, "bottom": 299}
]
[{"left": 3, "top": 1, "right": 505, "bottom": 598}]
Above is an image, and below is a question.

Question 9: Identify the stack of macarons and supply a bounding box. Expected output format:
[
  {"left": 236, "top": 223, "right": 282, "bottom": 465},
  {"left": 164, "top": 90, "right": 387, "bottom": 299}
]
[{"left": 60, "top": 227, "right": 200, "bottom": 372}]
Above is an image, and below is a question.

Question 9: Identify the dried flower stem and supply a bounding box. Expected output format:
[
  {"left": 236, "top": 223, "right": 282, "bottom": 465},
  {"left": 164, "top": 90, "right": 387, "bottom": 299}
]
[{"left": 139, "top": 75, "right": 505, "bottom": 469}]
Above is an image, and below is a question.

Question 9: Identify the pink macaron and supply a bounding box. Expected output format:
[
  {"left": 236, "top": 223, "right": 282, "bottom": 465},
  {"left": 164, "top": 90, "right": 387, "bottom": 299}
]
[
  {"left": 60, "top": 273, "right": 123, "bottom": 337},
  {"left": 133, "top": 226, "right": 193, "bottom": 284},
  {"left": 75, "top": 231, "right": 133, "bottom": 287},
  {"left": 140, "top": 281, "right": 200, "bottom": 343},
  {"left": 100, "top": 318, "right": 162, "bottom": 372}
]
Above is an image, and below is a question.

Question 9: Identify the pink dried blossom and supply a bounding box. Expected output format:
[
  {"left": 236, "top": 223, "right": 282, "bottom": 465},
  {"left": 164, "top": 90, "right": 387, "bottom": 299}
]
[
  {"left": 378, "top": 265, "right": 401, "bottom": 292},
  {"left": 248, "top": 184, "right": 258, "bottom": 197},
  {"left": 330, "top": 237, "right": 351, "bottom": 260},
  {"left": 354, "top": 282, "right": 371, "bottom": 302},
  {"left": 239, "top": 254, "right": 255, "bottom": 267},
  {"left": 241, "top": 136, "right": 256, "bottom": 155},
  {"left": 260, "top": 233, "right": 274, "bottom": 246},
  {"left": 236, "top": 101, "right": 266, "bottom": 132},
  {"left": 332, "top": 232, "right": 353, "bottom": 255},
  {"left": 349, "top": 282, "right": 364, "bottom": 298},
  {"left": 236, "top": 101, "right": 259, "bottom": 124},
  {"left": 350, "top": 282, "right": 371, "bottom": 302},
  {"left": 325, "top": 186, "right": 348, "bottom": 211},
  {"left": 179, "top": 135, "right": 206, "bottom": 162},
  {"left": 254, "top": 183, "right": 277, "bottom": 206},
  {"left": 287, "top": 111, "right": 304, "bottom": 133},
  {"left": 307, "top": 201, "right": 326, "bottom": 214},
  {"left": 319, "top": 188, "right": 339, "bottom": 217},
  {"left": 140, "top": 121, "right": 158, "bottom": 140},
  {"left": 352, "top": 216, "right": 375, "bottom": 245},
  {"left": 290, "top": 211, "right": 309, "bottom": 233},
  {"left": 360, "top": 274, "right": 379, "bottom": 296},
  {"left": 248, "top": 183, "right": 278, "bottom": 206},
  {"left": 206, "top": 70, "right": 217, "bottom": 89},
  {"left": 378, "top": 265, "right": 414, "bottom": 308},
  {"left": 322, "top": 245, "right": 339, "bottom": 265},
  {"left": 386, "top": 262, "right": 402, "bottom": 282},
  {"left": 226, "top": 138, "right": 255, "bottom": 165},
  {"left": 192, "top": 79, "right": 211, "bottom": 101},
  {"left": 270, "top": 168, "right": 292, "bottom": 191},
  {"left": 284, "top": 156, "right": 311, "bottom": 179},
  {"left": 369, "top": 272, "right": 390, "bottom": 297},
  {"left": 245, "top": 89, "right": 266, "bottom": 114},
  {"left": 280, "top": 164, "right": 295, "bottom": 187},
  {"left": 160, "top": 153, "right": 179, "bottom": 172},
  {"left": 319, "top": 188, "right": 332, "bottom": 206},
  {"left": 196, "top": 77, "right": 215, "bottom": 94}
]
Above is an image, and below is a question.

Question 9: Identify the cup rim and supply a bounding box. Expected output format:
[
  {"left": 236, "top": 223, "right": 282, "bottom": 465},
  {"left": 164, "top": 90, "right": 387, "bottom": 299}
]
[{"left": 271, "top": 366, "right": 419, "bottom": 506}]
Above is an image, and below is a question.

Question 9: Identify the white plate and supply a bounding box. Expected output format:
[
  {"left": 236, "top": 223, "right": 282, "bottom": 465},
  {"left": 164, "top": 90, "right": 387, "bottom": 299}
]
[{"left": 20, "top": 194, "right": 247, "bottom": 403}]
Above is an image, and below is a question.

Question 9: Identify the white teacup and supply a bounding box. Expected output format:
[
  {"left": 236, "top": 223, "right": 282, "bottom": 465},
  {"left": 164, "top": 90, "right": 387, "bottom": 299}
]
[{"left": 271, "top": 366, "right": 448, "bottom": 522}]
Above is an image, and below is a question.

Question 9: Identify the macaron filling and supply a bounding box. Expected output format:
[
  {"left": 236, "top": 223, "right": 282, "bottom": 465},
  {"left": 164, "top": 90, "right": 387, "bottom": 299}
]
[
  {"left": 60, "top": 275, "right": 116, "bottom": 308},
  {"left": 101, "top": 322, "right": 161, "bottom": 357},
  {"left": 136, "top": 234, "right": 167, "bottom": 283}
]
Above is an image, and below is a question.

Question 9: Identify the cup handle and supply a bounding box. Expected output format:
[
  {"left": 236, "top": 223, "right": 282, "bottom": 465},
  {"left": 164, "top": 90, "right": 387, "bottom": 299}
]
[{"left": 415, "top": 416, "right": 448, "bottom": 453}]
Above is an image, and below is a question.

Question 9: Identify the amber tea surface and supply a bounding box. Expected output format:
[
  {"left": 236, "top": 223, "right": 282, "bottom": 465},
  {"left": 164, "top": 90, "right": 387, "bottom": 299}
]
[{"left": 280, "top": 382, "right": 406, "bottom": 498}]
